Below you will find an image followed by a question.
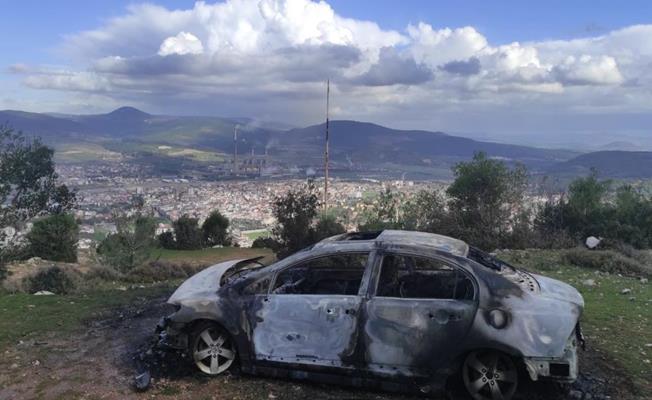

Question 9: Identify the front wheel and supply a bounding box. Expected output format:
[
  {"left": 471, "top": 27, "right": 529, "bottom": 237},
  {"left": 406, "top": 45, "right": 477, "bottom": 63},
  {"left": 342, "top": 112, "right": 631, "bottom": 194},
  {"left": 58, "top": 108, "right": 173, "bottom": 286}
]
[
  {"left": 189, "top": 321, "right": 237, "bottom": 375},
  {"left": 462, "top": 350, "right": 518, "bottom": 400}
]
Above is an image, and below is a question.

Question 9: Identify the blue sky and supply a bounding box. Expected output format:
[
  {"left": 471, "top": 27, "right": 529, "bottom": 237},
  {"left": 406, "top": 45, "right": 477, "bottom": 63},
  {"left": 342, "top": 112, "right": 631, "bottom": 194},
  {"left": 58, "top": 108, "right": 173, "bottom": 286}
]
[
  {"left": 3, "top": 1, "right": 651, "bottom": 66},
  {"left": 1, "top": 0, "right": 652, "bottom": 146}
]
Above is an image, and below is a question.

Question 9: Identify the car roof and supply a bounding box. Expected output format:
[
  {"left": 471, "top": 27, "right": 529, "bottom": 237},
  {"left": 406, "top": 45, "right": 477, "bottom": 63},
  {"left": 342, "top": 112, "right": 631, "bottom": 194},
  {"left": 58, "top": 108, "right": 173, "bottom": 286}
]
[{"left": 314, "top": 229, "right": 470, "bottom": 258}]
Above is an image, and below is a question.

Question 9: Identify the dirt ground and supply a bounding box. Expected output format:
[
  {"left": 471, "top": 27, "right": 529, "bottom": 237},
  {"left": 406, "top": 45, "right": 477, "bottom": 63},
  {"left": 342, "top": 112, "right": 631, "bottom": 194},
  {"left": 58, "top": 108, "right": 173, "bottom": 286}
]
[{"left": 0, "top": 293, "right": 642, "bottom": 400}]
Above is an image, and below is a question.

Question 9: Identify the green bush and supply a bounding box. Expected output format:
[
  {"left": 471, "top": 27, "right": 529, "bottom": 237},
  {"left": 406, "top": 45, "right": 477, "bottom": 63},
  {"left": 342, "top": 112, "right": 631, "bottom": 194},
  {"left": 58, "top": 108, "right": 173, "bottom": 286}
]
[
  {"left": 251, "top": 236, "right": 278, "bottom": 249},
  {"left": 85, "top": 265, "right": 122, "bottom": 282},
  {"left": 157, "top": 231, "right": 176, "bottom": 249},
  {"left": 173, "top": 215, "right": 203, "bottom": 250},
  {"left": 271, "top": 182, "right": 320, "bottom": 258},
  {"left": 27, "top": 214, "right": 79, "bottom": 262},
  {"left": 26, "top": 266, "right": 77, "bottom": 294},
  {"left": 96, "top": 215, "right": 157, "bottom": 272},
  {"left": 126, "top": 260, "right": 203, "bottom": 283},
  {"left": 202, "top": 211, "right": 231, "bottom": 247},
  {"left": 0, "top": 263, "right": 7, "bottom": 282},
  {"left": 314, "top": 215, "right": 346, "bottom": 241},
  {"left": 562, "top": 248, "right": 651, "bottom": 277}
]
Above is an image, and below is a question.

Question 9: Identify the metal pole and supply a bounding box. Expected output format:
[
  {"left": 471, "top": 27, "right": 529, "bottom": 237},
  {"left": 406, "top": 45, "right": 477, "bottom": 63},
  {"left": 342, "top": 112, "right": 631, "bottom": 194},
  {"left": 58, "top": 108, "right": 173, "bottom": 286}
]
[{"left": 324, "top": 80, "right": 330, "bottom": 209}]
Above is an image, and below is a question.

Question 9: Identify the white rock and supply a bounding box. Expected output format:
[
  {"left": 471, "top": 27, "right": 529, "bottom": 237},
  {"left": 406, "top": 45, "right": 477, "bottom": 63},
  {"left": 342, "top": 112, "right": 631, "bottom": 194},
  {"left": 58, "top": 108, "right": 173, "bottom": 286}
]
[
  {"left": 33, "top": 291, "right": 55, "bottom": 296},
  {"left": 582, "top": 279, "right": 596, "bottom": 287},
  {"left": 585, "top": 236, "right": 601, "bottom": 249},
  {"left": 641, "top": 278, "right": 649, "bottom": 284},
  {"left": 621, "top": 288, "right": 632, "bottom": 295}
]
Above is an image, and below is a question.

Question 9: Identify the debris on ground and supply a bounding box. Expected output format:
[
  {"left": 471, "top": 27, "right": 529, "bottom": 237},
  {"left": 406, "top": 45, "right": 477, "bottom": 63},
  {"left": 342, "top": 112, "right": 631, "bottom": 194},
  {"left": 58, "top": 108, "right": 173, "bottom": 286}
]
[{"left": 33, "top": 290, "right": 55, "bottom": 295}]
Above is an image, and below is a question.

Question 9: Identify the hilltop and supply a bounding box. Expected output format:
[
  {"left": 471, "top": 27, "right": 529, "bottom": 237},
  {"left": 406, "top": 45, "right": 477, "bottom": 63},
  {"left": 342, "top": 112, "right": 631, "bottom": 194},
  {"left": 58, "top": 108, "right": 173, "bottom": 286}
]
[{"left": 4, "top": 107, "right": 652, "bottom": 179}]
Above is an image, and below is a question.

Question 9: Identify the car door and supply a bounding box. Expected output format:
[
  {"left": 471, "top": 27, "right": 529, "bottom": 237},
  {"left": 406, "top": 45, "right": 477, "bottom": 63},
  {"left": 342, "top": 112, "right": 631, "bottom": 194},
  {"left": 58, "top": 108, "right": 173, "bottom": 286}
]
[
  {"left": 363, "top": 251, "right": 478, "bottom": 376},
  {"left": 250, "top": 251, "right": 371, "bottom": 369}
]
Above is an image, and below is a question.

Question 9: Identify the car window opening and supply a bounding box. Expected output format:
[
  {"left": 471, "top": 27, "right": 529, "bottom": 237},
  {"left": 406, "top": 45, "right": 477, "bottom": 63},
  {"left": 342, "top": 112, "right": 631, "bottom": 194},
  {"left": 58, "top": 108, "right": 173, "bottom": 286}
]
[
  {"left": 272, "top": 253, "right": 369, "bottom": 295},
  {"left": 377, "top": 254, "right": 474, "bottom": 300}
]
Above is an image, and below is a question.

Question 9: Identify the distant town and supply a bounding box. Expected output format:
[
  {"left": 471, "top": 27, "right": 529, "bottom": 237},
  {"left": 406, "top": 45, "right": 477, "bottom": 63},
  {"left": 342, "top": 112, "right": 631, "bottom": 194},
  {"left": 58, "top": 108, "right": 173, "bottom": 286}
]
[{"left": 58, "top": 162, "right": 445, "bottom": 248}]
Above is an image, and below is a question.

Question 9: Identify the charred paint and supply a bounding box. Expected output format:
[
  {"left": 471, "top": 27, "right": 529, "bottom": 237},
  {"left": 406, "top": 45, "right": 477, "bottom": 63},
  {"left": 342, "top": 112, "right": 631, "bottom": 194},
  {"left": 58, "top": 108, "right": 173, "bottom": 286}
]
[{"left": 160, "top": 231, "right": 584, "bottom": 394}]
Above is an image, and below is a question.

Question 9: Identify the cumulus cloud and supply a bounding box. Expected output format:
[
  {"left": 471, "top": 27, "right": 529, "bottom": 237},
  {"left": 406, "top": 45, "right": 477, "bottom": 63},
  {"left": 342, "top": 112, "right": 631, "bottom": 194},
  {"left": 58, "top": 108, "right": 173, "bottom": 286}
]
[
  {"left": 440, "top": 57, "right": 481, "bottom": 76},
  {"left": 158, "top": 32, "right": 204, "bottom": 56},
  {"left": 352, "top": 47, "right": 432, "bottom": 86},
  {"left": 554, "top": 55, "right": 624, "bottom": 85},
  {"left": 10, "top": 0, "right": 652, "bottom": 137}
]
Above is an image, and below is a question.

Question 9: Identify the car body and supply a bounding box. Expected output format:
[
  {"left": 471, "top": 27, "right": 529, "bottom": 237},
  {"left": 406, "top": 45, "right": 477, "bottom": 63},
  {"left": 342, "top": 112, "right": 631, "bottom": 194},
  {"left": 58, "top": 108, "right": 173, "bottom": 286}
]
[{"left": 158, "top": 230, "right": 584, "bottom": 399}]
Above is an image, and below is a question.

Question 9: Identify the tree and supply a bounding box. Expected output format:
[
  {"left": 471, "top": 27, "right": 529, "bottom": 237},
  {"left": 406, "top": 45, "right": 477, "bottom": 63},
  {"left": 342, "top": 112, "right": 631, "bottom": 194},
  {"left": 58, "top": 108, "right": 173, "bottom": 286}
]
[
  {"left": 402, "top": 190, "right": 452, "bottom": 234},
  {"left": 358, "top": 188, "right": 405, "bottom": 231},
  {"left": 314, "top": 214, "right": 346, "bottom": 242},
  {"left": 158, "top": 231, "right": 176, "bottom": 249},
  {"left": 251, "top": 236, "right": 278, "bottom": 250},
  {"left": 446, "top": 152, "right": 528, "bottom": 250},
  {"left": 173, "top": 215, "right": 203, "bottom": 250},
  {"left": 0, "top": 125, "right": 76, "bottom": 280},
  {"left": 272, "top": 182, "right": 320, "bottom": 258},
  {"left": 609, "top": 185, "right": 652, "bottom": 248},
  {"left": 535, "top": 170, "right": 611, "bottom": 244},
  {"left": 202, "top": 210, "right": 230, "bottom": 247},
  {"left": 97, "top": 215, "right": 157, "bottom": 272},
  {"left": 27, "top": 214, "right": 79, "bottom": 262}
]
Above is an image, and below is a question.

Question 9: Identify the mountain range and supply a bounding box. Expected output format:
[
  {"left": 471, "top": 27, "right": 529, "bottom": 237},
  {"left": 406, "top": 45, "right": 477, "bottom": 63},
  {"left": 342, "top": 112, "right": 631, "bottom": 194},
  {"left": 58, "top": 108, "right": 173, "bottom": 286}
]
[{"left": 1, "top": 107, "right": 650, "bottom": 179}]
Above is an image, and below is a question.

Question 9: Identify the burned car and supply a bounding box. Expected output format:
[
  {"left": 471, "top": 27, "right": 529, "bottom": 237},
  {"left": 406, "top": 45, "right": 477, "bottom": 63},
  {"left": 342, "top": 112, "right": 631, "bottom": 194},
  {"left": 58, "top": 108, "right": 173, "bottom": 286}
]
[{"left": 158, "top": 230, "right": 584, "bottom": 400}]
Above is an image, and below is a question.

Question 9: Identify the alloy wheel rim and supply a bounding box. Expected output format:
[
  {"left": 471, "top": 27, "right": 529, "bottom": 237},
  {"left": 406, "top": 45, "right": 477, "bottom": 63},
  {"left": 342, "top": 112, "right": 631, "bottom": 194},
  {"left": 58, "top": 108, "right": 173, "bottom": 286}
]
[
  {"left": 463, "top": 351, "right": 518, "bottom": 400},
  {"left": 193, "top": 327, "right": 236, "bottom": 375}
]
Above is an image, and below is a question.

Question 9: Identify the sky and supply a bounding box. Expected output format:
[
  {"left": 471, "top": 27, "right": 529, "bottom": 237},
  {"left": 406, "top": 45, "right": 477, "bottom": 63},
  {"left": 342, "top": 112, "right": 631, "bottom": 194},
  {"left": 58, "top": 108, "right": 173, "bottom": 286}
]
[{"left": 1, "top": 0, "right": 652, "bottom": 146}]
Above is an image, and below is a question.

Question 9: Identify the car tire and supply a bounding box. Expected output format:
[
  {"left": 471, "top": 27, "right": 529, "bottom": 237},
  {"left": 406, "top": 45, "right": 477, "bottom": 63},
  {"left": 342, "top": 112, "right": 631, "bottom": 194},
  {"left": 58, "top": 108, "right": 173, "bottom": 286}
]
[
  {"left": 189, "top": 321, "right": 237, "bottom": 376},
  {"left": 462, "top": 350, "right": 518, "bottom": 400}
]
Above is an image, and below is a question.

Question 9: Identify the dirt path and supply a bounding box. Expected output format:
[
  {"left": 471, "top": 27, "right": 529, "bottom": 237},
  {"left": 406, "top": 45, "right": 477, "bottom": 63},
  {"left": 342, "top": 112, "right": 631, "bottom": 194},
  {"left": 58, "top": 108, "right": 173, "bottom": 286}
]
[{"left": 0, "top": 294, "right": 642, "bottom": 400}]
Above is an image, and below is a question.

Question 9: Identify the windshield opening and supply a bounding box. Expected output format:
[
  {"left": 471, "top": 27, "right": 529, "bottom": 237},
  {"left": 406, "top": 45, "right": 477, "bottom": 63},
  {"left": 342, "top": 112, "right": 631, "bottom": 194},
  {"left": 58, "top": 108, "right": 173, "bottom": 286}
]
[{"left": 467, "top": 247, "right": 516, "bottom": 272}]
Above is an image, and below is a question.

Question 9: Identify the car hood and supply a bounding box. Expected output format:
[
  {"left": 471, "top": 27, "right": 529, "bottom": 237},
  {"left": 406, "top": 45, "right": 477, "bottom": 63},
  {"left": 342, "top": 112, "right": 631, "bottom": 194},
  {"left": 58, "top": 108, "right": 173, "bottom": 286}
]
[
  {"left": 533, "top": 274, "right": 584, "bottom": 308},
  {"left": 168, "top": 258, "right": 251, "bottom": 304}
]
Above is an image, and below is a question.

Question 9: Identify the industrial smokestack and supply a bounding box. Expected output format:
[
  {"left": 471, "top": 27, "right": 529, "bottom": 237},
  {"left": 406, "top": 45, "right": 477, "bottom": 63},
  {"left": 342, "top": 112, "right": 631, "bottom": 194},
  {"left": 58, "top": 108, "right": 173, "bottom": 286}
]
[{"left": 233, "top": 125, "right": 239, "bottom": 176}]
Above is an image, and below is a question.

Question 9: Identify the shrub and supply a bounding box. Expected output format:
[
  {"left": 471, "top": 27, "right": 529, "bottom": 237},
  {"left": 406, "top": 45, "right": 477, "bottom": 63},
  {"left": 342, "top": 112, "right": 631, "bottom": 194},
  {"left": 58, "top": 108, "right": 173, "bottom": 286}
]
[
  {"left": 158, "top": 231, "right": 176, "bottom": 249},
  {"left": 0, "top": 263, "right": 7, "bottom": 282},
  {"left": 27, "top": 214, "right": 79, "bottom": 262},
  {"left": 25, "top": 266, "right": 76, "bottom": 294},
  {"left": 562, "top": 248, "right": 651, "bottom": 277},
  {"left": 251, "top": 236, "right": 279, "bottom": 249},
  {"left": 96, "top": 215, "right": 157, "bottom": 272},
  {"left": 85, "top": 264, "right": 122, "bottom": 282},
  {"left": 314, "top": 215, "right": 346, "bottom": 241},
  {"left": 126, "top": 260, "right": 204, "bottom": 283}
]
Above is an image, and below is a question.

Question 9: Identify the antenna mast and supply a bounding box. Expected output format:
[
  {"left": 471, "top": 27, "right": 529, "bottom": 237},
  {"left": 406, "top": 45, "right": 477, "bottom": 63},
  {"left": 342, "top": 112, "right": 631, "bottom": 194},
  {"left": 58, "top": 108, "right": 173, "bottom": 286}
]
[{"left": 323, "top": 79, "right": 330, "bottom": 209}]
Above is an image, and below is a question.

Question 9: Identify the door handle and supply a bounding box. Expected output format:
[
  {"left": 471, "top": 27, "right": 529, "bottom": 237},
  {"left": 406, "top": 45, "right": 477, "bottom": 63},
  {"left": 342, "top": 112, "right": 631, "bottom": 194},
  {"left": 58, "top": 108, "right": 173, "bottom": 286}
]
[{"left": 428, "top": 310, "right": 462, "bottom": 323}]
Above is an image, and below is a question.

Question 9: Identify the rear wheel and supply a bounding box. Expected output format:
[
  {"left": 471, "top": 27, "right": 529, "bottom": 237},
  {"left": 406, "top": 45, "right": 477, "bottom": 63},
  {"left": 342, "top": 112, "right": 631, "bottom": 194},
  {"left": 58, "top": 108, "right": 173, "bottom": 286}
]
[
  {"left": 462, "top": 350, "right": 518, "bottom": 400},
  {"left": 189, "top": 321, "right": 237, "bottom": 375}
]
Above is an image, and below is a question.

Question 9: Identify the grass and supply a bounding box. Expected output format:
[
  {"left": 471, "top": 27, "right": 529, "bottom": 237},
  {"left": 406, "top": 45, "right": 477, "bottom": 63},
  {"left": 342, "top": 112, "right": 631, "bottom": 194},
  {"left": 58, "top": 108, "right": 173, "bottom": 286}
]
[
  {"left": 498, "top": 249, "right": 651, "bottom": 394},
  {"left": 0, "top": 284, "right": 173, "bottom": 349},
  {"left": 244, "top": 229, "right": 270, "bottom": 241},
  {"left": 151, "top": 246, "right": 274, "bottom": 265},
  {"left": 1, "top": 246, "right": 648, "bottom": 396},
  {"left": 0, "top": 246, "right": 273, "bottom": 351}
]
